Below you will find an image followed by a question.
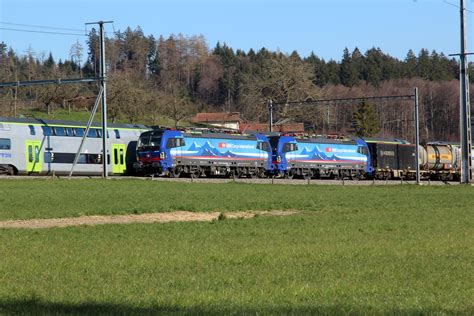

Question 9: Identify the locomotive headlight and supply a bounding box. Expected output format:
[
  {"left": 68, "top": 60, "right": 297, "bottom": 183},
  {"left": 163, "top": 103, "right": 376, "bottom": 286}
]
[
  {"left": 277, "top": 155, "right": 281, "bottom": 163},
  {"left": 160, "top": 152, "right": 166, "bottom": 159}
]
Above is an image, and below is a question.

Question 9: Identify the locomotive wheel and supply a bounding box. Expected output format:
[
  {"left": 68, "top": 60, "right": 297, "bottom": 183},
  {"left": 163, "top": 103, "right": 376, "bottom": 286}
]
[
  {"left": 248, "top": 169, "right": 258, "bottom": 179},
  {"left": 302, "top": 169, "right": 313, "bottom": 180},
  {"left": 284, "top": 171, "right": 294, "bottom": 179},
  {"left": 169, "top": 167, "right": 181, "bottom": 178}
]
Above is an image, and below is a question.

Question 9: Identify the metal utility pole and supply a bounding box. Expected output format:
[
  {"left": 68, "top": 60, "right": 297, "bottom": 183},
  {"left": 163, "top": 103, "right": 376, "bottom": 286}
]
[
  {"left": 86, "top": 20, "right": 113, "bottom": 178},
  {"left": 459, "top": 0, "right": 472, "bottom": 183},
  {"left": 414, "top": 87, "right": 420, "bottom": 185},
  {"left": 268, "top": 100, "right": 273, "bottom": 132},
  {"left": 99, "top": 21, "right": 108, "bottom": 178}
]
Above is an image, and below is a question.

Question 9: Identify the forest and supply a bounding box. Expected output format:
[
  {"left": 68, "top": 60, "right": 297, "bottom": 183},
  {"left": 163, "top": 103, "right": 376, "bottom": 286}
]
[{"left": 0, "top": 26, "right": 469, "bottom": 142}]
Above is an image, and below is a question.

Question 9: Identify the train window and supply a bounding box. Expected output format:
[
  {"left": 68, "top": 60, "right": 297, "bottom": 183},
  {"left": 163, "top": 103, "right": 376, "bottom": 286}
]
[
  {"left": 49, "top": 153, "right": 102, "bottom": 164},
  {"left": 66, "top": 128, "right": 74, "bottom": 136},
  {"left": 0, "top": 138, "right": 11, "bottom": 150},
  {"left": 87, "top": 129, "right": 99, "bottom": 138},
  {"left": 114, "top": 129, "right": 121, "bottom": 139},
  {"left": 150, "top": 137, "right": 161, "bottom": 147},
  {"left": 166, "top": 138, "right": 177, "bottom": 148},
  {"left": 114, "top": 148, "right": 118, "bottom": 165},
  {"left": 358, "top": 147, "right": 369, "bottom": 155},
  {"left": 97, "top": 129, "right": 103, "bottom": 138},
  {"left": 28, "top": 125, "right": 36, "bottom": 135},
  {"left": 28, "top": 146, "right": 33, "bottom": 162},
  {"left": 257, "top": 142, "right": 271, "bottom": 152},
  {"left": 120, "top": 148, "right": 124, "bottom": 165},
  {"left": 53, "top": 127, "right": 67, "bottom": 136},
  {"left": 42, "top": 126, "right": 52, "bottom": 136},
  {"left": 35, "top": 146, "right": 40, "bottom": 163},
  {"left": 282, "top": 143, "right": 298, "bottom": 153},
  {"left": 74, "top": 128, "right": 84, "bottom": 137},
  {"left": 178, "top": 138, "right": 185, "bottom": 147}
]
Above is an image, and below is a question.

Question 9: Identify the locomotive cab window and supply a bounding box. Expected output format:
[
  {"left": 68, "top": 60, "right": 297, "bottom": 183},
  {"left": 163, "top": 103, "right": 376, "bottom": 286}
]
[
  {"left": 166, "top": 138, "right": 184, "bottom": 148},
  {"left": 282, "top": 143, "right": 298, "bottom": 153},
  {"left": 166, "top": 138, "right": 177, "bottom": 148},
  {"left": 358, "top": 147, "right": 369, "bottom": 155},
  {"left": 257, "top": 142, "right": 271, "bottom": 152},
  {"left": 0, "top": 138, "right": 11, "bottom": 150},
  {"left": 114, "top": 129, "right": 121, "bottom": 139}
]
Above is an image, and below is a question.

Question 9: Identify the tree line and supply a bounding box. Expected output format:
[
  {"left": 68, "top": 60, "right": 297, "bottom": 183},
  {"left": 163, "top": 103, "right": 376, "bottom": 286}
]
[{"left": 0, "top": 26, "right": 468, "bottom": 141}]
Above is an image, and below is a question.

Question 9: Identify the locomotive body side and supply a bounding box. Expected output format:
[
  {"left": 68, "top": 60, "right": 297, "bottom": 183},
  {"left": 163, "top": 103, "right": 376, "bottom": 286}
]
[
  {"left": 135, "top": 130, "right": 272, "bottom": 177},
  {"left": 270, "top": 135, "right": 369, "bottom": 179}
]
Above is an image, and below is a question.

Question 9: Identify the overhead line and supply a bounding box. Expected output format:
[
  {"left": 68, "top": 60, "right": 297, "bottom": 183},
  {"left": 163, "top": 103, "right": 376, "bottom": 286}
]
[
  {"left": 272, "top": 94, "right": 415, "bottom": 106},
  {"left": 0, "top": 27, "right": 85, "bottom": 36},
  {"left": 0, "top": 21, "right": 84, "bottom": 32}
]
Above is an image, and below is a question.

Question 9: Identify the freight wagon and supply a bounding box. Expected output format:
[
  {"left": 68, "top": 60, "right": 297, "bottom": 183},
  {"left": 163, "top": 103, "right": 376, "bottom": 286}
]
[
  {"left": 134, "top": 129, "right": 272, "bottom": 178},
  {"left": 0, "top": 117, "right": 147, "bottom": 175},
  {"left": 363, "top": 138, "right": 420, "bottom": 179}
]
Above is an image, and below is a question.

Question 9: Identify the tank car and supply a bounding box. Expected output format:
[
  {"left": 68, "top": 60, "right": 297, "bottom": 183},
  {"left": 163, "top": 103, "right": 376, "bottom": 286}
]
[{"left": 422, "top": 142, "right": 461, "bottom": 181}]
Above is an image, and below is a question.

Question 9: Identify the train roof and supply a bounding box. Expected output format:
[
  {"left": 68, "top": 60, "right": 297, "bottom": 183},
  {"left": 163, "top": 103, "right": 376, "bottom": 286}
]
[
  {"left": 0, "top": 116, "right": 148, "bottom": 130},
  {"left": 294, "top": 137, "right": 358, "bottom": 145},
  {"left": 362, "top": 137, "right": 410, "bottom": 144},
  {"left": 140, "top": 128, "right": 263, "bottom": 141}
]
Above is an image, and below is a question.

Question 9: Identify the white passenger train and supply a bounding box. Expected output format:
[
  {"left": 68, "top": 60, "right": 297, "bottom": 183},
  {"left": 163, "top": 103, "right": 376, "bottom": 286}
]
[{"left": 0, "top": 117, "right": 147, "bottom": 175}]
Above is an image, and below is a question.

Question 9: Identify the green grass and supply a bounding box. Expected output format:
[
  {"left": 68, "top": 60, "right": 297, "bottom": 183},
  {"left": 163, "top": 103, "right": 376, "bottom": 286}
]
[
  {"left": 0, "top": 180, "right": 473, "bottom": 314},
  {"left": 0, "top": 179, "right": 474, "bottom": 221}
]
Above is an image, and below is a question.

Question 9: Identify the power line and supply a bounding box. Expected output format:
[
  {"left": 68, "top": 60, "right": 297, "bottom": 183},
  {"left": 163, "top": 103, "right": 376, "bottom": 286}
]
[
  {"left": 0, "top": 27, "right": 85, "bottom": 36},
  {"left": 443, "top": 0, "right": 474, "bottom": 13},
  {"left": 0, "top": 21, "right": 83, "bottom": 32}
]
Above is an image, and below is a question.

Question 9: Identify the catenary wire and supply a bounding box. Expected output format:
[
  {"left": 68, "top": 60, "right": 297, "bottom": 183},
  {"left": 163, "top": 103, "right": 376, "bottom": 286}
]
[
  {"left": 0, "top": 27, "right": 85, "bottom": 36},
  {"left": 0, "top": 21, "right": 84, "bottom": 32}
]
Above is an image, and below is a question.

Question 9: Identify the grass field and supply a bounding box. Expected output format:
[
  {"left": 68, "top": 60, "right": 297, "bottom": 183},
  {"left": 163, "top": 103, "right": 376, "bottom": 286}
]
[{"left": 0, "top": 180, "right": 473, "bottom": 314}]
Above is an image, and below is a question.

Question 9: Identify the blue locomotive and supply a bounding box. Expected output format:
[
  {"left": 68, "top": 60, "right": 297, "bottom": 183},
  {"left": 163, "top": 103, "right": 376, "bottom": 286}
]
[
  {"left": 134, "top": 129, "right": 273, "bottom": 178},
  {"left": 268, "top": 135, "right": 372, "bottom": 179}
]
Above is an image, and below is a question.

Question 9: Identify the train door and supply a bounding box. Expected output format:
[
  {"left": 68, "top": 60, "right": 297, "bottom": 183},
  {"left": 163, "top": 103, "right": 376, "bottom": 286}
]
[
  {"left": 111, "top": 144, "right": 126, "bottom": 174},
  {"left": 25, "top": 140, "right": 42, "bottom": 173}
]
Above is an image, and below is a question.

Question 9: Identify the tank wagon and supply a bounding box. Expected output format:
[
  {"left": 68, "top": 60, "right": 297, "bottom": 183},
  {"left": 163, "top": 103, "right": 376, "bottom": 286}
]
[
  {"left": 0, "top": 117, "right": 147, "bottom": 175},
  {"left": 134, "top": 129, "right": 272, "bottom": 178},
  {"left": 269, "top": 135, "right": 371, "bottom": 179},
  {"left": 421, "top": 142, "right": 461, "bottom": 181}
]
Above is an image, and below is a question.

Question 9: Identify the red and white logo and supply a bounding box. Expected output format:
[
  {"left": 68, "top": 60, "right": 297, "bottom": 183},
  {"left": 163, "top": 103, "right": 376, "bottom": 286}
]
[
  {"left": 325, "top": 147, "right": 332, "bottom": 153},
  {"left": 218, "top": 142, "right": 226, "bottom": 148}
]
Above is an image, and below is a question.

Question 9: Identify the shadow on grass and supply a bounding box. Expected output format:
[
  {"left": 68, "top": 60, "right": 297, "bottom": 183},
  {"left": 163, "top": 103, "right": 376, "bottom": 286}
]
[{"left": 0, "top": 299, "right": 471, "bottom": 315}]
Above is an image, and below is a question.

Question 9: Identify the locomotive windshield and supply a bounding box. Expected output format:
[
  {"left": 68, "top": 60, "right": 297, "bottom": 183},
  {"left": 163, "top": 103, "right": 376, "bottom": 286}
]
[{"left": 138, "top": 135, "right": 161, "bottom": 150}]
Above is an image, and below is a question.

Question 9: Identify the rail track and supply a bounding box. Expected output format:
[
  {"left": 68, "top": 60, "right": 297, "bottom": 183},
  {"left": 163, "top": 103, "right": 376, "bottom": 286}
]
[{"left": 0, "top": 174, "right": 463, "bottom": 185}]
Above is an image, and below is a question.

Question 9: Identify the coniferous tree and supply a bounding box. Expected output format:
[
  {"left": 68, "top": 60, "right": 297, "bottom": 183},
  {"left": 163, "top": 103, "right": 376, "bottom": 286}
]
[{"left": 352, "top": 100, "right": 380, "bottom": 137}]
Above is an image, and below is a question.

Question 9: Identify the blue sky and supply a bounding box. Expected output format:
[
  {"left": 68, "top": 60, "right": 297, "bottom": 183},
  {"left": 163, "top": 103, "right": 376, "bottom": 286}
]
[{"left": 0, "top": 0, "right": 471, "bottom": 62}]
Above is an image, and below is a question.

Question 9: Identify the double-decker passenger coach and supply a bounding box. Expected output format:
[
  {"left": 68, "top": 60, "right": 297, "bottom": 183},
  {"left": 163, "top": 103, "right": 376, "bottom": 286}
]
[{"left": 0, "top": 117, "right": 147, "bottom": 175}]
